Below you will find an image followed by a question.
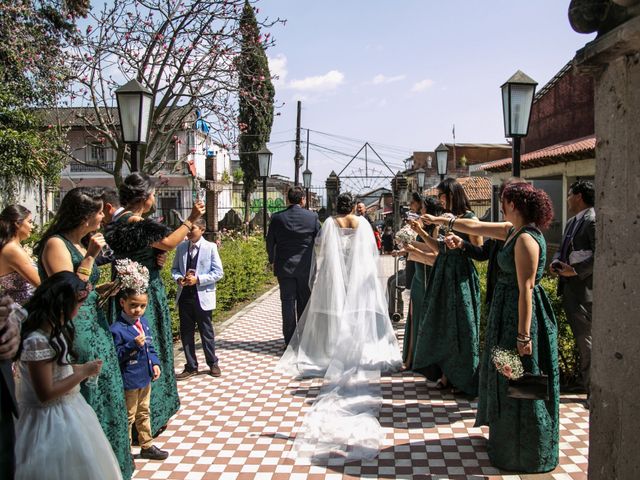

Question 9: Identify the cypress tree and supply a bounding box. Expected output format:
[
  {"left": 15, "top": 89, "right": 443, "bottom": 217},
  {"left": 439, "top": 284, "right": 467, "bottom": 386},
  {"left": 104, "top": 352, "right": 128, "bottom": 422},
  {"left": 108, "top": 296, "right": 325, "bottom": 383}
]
[{"left": 237, "top": 0, "right": 275, "bottom": 223}]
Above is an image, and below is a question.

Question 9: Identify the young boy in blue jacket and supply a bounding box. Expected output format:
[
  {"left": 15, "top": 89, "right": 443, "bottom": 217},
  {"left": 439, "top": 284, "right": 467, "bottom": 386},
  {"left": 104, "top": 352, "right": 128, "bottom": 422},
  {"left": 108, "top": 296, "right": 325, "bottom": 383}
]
[{"left": 110, "top": 289, "right": 169, "bottom": 461}]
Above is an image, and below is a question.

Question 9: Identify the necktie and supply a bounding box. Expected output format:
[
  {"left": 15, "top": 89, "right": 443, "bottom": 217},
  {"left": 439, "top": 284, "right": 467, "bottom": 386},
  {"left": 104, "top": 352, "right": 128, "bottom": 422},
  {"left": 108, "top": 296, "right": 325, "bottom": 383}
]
[
  {"left": 134, "top": 319, "right": 145, "bottom": 337},
  {"left": 190, "top": 243, "right": 198, "bottom": 258}
]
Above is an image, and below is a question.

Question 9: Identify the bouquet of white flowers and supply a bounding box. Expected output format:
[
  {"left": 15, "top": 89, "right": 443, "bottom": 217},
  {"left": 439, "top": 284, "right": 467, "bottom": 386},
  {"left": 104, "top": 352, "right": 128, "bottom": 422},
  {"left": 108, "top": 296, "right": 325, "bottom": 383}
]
[
  {"left": 491, "top": 346, "right": 524, "bottom": 380},
  {"left": 97, "top": 259, "right": 149, "bottom": 308},
  {"left": 394, "top": 224, "right": 416, "bottom": 246},
  {"left": 115, "top": 259, "right": 149, "bottom": 294}
]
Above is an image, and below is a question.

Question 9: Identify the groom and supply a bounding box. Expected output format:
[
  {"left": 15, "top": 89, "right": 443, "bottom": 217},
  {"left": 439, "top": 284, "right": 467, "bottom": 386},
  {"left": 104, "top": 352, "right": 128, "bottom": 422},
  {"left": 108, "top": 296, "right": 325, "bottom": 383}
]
[{"left": 266, "top": 186, "right": 321, "bottom": 347}]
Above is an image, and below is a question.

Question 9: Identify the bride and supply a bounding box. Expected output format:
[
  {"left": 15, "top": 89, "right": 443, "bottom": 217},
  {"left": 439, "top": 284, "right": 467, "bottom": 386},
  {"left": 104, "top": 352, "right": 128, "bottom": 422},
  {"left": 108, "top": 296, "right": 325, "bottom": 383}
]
[{"left": 277, "top": 192, "right": 402, "bottom": 462}]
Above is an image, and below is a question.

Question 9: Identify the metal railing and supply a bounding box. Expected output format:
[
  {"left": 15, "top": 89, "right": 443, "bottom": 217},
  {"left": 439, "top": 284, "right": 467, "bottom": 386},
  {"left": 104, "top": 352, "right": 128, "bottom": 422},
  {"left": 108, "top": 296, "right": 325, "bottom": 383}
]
[{"left": 69, "top": 161, "right": 115, "bottom": 173}]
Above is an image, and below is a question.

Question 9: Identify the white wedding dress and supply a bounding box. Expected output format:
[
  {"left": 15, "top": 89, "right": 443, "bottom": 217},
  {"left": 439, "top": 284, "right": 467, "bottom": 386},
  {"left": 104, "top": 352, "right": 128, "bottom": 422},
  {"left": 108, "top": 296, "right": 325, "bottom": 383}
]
[
  {"left": 277, "top": 216, "right": 402, "bottom": 462},
  {"left": 14, "top": 331, "right": 122, "bottom": 480}
]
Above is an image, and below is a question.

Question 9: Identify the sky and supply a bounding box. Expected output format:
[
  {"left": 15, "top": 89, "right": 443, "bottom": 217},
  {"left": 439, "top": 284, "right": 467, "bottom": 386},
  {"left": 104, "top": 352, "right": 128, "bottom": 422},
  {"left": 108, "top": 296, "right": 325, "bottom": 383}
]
[{"left": 259, "top": 1, "right": 595, "bottom": 192}]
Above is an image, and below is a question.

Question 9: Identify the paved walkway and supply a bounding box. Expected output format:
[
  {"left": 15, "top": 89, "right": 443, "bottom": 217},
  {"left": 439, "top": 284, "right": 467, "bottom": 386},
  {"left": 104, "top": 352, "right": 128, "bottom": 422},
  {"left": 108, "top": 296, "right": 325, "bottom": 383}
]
[{"left": 133, "top": 256, "right": 588, "bottom": 480}]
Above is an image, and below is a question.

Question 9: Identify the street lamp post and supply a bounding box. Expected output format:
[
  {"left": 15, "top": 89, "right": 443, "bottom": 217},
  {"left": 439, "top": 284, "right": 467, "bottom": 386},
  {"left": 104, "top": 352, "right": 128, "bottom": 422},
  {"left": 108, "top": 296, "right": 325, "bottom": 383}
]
[
  {"left": 435, "top": 143, "right": 449, "bottom": 181},
  {"left": 302, "top": 168, "right": 312, "bottom": 209},
  {"left": 257, "top": 146, "right": 273, "bottom": 239},
  {"left": 415, "top": 167, "right": 426, "bottom": 193},
  {"left": 501, "top": 70, "right": 538, "bottom": 177},
  {"left": 392, "top": 171, "right": 408, "bottom": 231},
  {"left": 115, "top": 79, "right": 154, "bottom": 172}
]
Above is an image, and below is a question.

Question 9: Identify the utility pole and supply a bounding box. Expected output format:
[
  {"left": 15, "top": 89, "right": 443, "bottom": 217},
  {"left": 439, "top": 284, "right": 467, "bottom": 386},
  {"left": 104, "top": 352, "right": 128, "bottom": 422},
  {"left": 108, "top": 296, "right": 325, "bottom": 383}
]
[{"left": 294, "top": 101, "right": 302, "bottom": 186}]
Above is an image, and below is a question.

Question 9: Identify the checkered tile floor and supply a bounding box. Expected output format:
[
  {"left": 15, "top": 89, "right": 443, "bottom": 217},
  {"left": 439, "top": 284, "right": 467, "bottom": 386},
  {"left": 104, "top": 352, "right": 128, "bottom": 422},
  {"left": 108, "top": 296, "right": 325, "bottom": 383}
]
[{"left": 133, "top": 256, "right": 589, "bottom": 480}]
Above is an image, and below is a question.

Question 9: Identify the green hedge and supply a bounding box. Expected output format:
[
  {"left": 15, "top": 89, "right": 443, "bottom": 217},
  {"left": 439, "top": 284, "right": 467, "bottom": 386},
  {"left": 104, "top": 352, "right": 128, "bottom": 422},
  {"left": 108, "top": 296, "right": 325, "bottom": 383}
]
[
  {"left": 100, "top": 234, "right": 275, "bottom": 338},
  {"left": 475, "top": 261, "right": 578, "bottom": 384}
]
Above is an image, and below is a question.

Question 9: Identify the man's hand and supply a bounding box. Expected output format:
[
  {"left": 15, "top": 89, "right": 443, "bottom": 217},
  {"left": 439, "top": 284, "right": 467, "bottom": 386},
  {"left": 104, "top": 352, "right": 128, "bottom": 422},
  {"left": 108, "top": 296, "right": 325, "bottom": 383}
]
[
  {"left": 134, "top": 334, "right": 146, "bottom": 347},
  {"left": 156, "top": 252, "right": 168, "bottom": 268},
  {"left": 0, "top": 296, "right": 20, "bottom": 360},
  {"left": 555, "top": 261, "right": 578, "bottom": 277},
  {"left": 152, "top": 365, "right": 161, "bottom": 381}
]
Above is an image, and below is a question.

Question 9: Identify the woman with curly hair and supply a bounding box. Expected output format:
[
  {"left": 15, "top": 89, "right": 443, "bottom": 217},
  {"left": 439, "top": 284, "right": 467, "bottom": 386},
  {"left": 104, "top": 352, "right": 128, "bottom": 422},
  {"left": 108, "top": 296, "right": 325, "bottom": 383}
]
[
  {"left": 105, "top": 172, "right": 204, "bottom": 436},
  {"left": 423, "top": 182, "right": 559, "bottom": 473}
]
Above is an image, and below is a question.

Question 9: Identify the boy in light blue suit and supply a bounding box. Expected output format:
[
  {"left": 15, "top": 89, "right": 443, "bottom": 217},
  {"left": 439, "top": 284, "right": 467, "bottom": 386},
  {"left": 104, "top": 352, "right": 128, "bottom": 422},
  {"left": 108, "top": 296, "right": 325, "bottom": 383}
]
[{"left": 171, "top": 218, "right": 224, "bottom": 379}]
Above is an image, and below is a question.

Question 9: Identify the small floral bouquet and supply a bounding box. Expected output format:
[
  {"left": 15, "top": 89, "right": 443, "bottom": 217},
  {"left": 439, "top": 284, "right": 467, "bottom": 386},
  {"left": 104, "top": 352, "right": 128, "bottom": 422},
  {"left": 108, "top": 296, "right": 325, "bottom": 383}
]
[
  {"left": 491, "top": 346, "right": 524, "bottom": 380},
  {"left": 395, "top": 224, "right": 416, "bottom": 246},
  {"left": 97, "top": 259, "right": 149, "bottom": 308},
  {"left": 115, "top": 259, "right": 149, "bottom": 294}
]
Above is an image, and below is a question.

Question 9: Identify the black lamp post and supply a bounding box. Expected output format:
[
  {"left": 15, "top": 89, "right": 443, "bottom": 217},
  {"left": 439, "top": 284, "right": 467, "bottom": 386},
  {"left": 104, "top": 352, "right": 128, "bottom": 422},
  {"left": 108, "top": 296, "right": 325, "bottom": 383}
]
[
  {"left": 415, "top": 167, "right": 426, "bottom": 192},
  {"left": 257, "top": 146, "right": 273, "bottom": 239},
  {"left": 435, "top": 143, "right": 449, "bottom": 181},
  {"left": 115, "top": 79, "right": 154, "bottom": 172},
  {"left": 501, "top": 70, "right": 537, "bottom": 177},
  {"left": 302, "top": 168, "right": 312, "bottom": 209}
]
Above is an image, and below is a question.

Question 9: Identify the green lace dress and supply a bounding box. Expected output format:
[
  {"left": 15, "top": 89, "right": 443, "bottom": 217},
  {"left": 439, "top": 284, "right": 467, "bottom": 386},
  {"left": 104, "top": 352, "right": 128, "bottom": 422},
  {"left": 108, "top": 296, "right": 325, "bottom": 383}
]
[
  {"left": 475, "top": 227, "right": 559, "bottom": 472},
  {"left": 403, "top": 233, "right": 433, "bottom": 368},
  {"left": 412, "top": 211, "right": 481, "bottom": 395},
  {"left": 107, "top": 213, "right": 180, "bottom": 434},
  {"left": 38, "top": 236, "right": 134, "bottom": 480}
]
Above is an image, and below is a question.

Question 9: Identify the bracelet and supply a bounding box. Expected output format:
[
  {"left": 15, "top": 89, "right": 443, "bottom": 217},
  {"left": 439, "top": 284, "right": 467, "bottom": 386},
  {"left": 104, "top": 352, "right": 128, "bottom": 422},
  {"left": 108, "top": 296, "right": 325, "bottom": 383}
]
[
  {"left": 516, "top": 338, "right": 532, "bottom": 344},
  {"left": 449, "top": 217, "right": 456, "bottom": 231},
  {"left": 77, "top": 266, "right": 92, "bottom": 276},
  {"left": 182, "top": 220, "right": 193, "bottom": 229}
]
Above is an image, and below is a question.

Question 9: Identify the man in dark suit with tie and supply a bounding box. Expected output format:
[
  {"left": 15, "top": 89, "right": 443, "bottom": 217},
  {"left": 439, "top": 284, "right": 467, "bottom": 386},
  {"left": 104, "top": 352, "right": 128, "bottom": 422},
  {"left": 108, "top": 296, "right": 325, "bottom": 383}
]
[
  {"left": 266, "top": 186, "right": 321, "bottom": 347},
  {"left": 551, "top": 180, "right": 596, "bottom": 395},
  {"left": 0, "top": 295, "right": 21, "bottom": 479}
]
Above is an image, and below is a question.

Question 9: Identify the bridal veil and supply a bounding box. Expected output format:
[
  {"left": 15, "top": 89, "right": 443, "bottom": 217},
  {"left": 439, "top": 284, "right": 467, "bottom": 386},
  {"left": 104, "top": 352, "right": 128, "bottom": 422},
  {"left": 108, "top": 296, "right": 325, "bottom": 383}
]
[{"left": 276, "top": 216, "right": 402, "bottom": 462}]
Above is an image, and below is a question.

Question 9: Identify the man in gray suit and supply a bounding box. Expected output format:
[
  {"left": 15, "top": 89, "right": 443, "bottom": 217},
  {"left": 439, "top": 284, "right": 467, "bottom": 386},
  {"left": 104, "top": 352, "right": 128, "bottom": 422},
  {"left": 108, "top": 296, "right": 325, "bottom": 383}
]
[{"left": 551, "top": 180, "right": 596, "bottom": 395}]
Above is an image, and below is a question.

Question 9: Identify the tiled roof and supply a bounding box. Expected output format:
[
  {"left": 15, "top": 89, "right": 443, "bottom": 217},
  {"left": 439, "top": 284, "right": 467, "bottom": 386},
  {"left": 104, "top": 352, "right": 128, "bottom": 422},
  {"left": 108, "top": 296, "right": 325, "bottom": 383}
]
[
  {"left": 480, "top": 135, "right": 596, "bottom": 173},
  {"left": 424, "top": 176, "right": 492, "bottom": 202}
]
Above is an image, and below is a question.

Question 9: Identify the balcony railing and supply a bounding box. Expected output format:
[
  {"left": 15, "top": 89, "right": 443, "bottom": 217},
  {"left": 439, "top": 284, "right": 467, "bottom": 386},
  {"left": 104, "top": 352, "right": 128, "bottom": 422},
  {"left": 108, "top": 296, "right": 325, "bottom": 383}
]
[{"left": 69, "top": 161, "right": 115, "bottom": 173}]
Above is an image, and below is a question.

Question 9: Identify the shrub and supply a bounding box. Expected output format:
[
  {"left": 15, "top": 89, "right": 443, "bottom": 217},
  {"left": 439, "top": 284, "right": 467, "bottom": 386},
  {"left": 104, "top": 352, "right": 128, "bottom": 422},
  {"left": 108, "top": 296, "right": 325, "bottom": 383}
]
[
  {"left": 99, "top": 234, "right": 275, "bottom": 338},
  {"left": 474, "top": 261, "right": 578, "bottom": 384}
]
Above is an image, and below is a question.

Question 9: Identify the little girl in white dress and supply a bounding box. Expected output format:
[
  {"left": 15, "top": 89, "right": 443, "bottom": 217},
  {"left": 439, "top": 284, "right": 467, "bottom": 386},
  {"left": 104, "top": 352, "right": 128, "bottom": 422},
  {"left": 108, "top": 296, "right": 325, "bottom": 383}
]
[{"left": 14, "top": 271, "right": 122, "bottom": 480}]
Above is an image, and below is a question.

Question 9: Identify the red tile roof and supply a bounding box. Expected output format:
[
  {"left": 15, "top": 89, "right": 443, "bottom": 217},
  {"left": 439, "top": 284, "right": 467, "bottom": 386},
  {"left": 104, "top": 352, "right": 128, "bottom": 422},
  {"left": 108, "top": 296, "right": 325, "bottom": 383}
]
[
  {"left": 424, "top": 176, "right": 492, "bottom": 202},
  {"left": 481, "top": 135, "right": 596, "bottom": 173}
]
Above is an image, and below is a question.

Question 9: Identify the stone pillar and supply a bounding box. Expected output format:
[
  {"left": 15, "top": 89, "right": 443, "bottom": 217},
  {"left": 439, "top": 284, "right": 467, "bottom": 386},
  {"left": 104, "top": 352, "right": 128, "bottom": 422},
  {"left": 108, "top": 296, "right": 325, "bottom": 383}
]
[
  {"left": 204, "top": 152, "right": 219, "bottom": 242},
  {"left": 574, "top": 11, "right": 640, "bottom": 480},
  {"left": 391, "top": 172, "right": 408, "bottom": 231},
  {"left": 325, "top": 171, "right": 340, "bottom": 216}
]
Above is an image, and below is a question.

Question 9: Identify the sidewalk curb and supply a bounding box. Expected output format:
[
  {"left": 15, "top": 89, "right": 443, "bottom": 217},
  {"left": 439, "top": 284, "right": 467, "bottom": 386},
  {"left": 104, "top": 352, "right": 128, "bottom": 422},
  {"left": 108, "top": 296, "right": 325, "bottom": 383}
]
[
  {"left": 172, "top": 285, "right": 279, "bottom": 366},
  {"left": 216, "top": 284, "right": 280, "bottom": 334}
]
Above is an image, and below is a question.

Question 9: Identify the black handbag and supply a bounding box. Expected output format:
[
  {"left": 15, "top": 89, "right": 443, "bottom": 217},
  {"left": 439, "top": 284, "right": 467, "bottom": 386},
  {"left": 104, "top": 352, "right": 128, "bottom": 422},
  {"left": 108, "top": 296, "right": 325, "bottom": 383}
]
[{"left": 507, "top": 356, "right": 549, "bottom": 401}]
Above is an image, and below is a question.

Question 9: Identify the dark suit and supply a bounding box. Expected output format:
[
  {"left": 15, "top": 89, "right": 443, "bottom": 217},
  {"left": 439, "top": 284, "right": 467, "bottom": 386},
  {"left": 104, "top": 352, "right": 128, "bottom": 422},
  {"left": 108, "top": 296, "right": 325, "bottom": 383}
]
[
  {"left": 0, "top": 360, "right": 17, "bottom": 479},
  {"left": 266, "top": 204, "right": 321, "bottom": 346},
  {"left": 555, "top": 207, "right": 596, "bottom": 391}
]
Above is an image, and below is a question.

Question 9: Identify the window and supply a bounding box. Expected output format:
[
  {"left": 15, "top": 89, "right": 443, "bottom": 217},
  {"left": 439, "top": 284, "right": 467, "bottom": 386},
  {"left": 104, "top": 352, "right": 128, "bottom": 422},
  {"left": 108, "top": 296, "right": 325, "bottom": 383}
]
[
  {"left": 166, "top": 142, "right": 177, "bottom": 162},
  {"left": 90, "top": 143, "right": 106, "bottom": 162}
]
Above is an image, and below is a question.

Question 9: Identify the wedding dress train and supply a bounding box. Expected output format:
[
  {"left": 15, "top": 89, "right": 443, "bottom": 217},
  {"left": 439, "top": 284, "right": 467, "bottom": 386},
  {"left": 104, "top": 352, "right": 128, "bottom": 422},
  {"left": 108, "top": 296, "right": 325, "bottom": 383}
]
[{"left": 276, "top": 217, "right": 402, "bottom": 462}]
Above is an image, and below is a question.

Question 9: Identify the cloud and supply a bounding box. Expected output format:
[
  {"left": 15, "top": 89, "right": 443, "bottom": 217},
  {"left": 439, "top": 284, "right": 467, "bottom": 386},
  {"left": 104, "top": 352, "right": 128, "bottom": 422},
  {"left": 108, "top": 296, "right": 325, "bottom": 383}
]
[
  {"left": 411, "top": 78, "right": 435, "bottom": 93},
  {"left": 372, "top": 74, "right": 406, "bottom": 85},
  {"left": 268, "top": 54, "right": 288, "bottom": 87},
  {"left": 289, "top": 70, "right": 345, "bottom": 92}
]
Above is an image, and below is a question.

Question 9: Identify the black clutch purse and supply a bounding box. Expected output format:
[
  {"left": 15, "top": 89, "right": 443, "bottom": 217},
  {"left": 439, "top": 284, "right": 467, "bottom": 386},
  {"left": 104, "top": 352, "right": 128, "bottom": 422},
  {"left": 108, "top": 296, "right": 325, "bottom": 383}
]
[{"left": 508, "top": 372, "right": 549, "bottom": 401}]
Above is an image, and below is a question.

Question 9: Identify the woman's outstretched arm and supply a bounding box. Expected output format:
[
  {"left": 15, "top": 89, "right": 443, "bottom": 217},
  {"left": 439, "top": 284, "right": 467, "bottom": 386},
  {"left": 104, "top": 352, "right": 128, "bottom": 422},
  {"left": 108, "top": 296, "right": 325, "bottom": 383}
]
[{"left": 422, "top": 214, "right": 512, "bottom": 241}]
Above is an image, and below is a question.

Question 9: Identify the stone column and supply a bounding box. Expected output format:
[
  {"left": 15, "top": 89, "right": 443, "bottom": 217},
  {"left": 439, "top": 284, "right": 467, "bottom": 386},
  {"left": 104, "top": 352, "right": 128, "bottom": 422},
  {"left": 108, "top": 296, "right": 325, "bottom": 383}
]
[
  {"left": 391, "top": 172, "right": 408, "bottom": 232},
  {"left": 574, "top": 11, "right": 640, "bottom": 480},
  {"left": 325, "top": 171, "right": 340, "bottom": 216}
]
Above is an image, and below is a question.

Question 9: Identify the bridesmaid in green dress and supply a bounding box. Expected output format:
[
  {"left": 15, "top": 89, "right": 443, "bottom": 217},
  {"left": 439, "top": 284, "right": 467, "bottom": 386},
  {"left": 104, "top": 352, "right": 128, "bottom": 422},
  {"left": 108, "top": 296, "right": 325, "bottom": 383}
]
[
  {"left": 425, "top": 182, "right": 560, "bottom": 472},
  {"left": 105, "top": 172, "right": 205, "bottom": 434},
  {"left": 410, "top": 179, "right": 483, "bottom": 395},
  {"left": 36, "top": 187, "right": 134, "bottom": 479},
  {"left": 401, "top": 196, "right": 443, "bottom": 368}
]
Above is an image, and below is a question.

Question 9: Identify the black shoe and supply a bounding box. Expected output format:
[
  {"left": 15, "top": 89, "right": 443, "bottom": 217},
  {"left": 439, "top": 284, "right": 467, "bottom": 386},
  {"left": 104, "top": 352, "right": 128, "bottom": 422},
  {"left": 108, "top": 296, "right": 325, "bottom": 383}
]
[
  {"left": 140, "top": 445, "right": 169, "bottom": 460},
  {"left": 208, "top": 365, "right": 221, "bottom": 377},
  {"left": 176, "top": 368, "right": 198, "bottom": 380}
]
